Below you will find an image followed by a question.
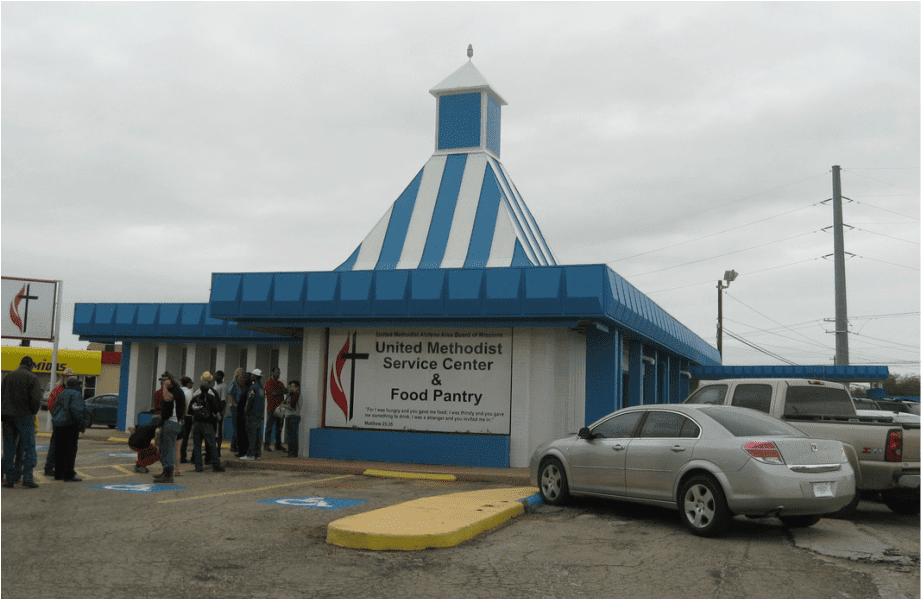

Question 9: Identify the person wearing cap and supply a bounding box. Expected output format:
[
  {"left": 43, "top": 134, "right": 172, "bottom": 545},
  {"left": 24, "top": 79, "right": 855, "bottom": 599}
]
[
  {"left": 43, "top": 367, "right": 77, "bottom": 476},
  {"left": 153, "top": 372, "right": 186, "bottom": 484},
  {"left": 2, "top": 356, "right": 43, "bottom": 488},
  {"left": 241, "top": 369, "right": 266, "bottom": 461},
  {"left": 51, "top": 376, "right": 89, "bottom": 482},
  {"left": 127, "top": 415, "right": 162, "bottom": 474}
]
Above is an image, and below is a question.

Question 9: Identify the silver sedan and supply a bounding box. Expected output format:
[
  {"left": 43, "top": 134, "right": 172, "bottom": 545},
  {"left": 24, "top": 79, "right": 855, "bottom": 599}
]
[{"left": 529, "top": 404, "right": 856, "bottom": 537}]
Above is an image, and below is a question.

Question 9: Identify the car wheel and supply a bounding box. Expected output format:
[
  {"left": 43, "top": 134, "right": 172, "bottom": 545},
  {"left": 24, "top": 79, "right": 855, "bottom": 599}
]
[
  {"left": 881, "top": 491, "right": 920, "bottom": 515},
  {"left": 678, "top": 475, "right": 731, "bottom": 537},
  {"left": 85, "top": 415, "right": 94, "bottom": 429},
  {"left": 539, "top": 458, "right": 570, "bottom": 506},
  {"left": 779, "top": 515, "right": 822, "bottom": 528},
  {"left": 107, "top": 424, "right": 116, "bottom": 429}
]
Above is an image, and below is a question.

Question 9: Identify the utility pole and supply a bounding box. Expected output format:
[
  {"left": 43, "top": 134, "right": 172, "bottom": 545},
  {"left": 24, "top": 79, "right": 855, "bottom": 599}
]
[{"left": 831, "top": 165, "right": 850, "bottom": 366}]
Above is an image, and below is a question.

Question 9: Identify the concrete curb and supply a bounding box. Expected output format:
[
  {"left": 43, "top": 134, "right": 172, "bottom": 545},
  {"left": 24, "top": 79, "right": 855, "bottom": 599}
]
[{"left": 326, "top": 486, "right": 541, "bottom": 550}]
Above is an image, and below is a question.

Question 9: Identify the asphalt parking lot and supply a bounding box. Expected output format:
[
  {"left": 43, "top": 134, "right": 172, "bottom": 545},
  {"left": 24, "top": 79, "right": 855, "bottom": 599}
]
[{"left": 1, "top": 435, "right": 919, "bottom": 598}]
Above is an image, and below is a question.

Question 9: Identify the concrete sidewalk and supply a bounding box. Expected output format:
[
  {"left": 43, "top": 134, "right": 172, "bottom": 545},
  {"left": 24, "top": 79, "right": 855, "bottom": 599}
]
[{"left": 66, "top": 430, "right": 539, "bottom": 550}]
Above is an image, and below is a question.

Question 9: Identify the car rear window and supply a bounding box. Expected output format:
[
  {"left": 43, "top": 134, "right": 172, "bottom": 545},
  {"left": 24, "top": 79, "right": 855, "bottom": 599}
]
[
  {"left": 784, "top": 386, "right": 855, "bottom": 418},
  {"left": 684, "top": 385, "right": 728, "bottom": 405},
  {"left": 698, "top": 407, "right": 805, "bottom": 437}
]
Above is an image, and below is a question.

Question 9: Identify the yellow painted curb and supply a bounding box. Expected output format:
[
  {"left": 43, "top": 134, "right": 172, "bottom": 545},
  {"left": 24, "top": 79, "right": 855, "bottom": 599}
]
[
  {"left": 363, "top": 469, "right": 457, "bottom": 482},
  {"left": 108, "top": 437, "right": 128, "bottom": 443},
  {"left": 327, "top": 486, "right": 539, "bottom": 551}
]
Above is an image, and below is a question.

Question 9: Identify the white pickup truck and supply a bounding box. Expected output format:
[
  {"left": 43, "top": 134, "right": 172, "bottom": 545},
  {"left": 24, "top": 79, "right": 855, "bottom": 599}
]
[{"left": 684, "top": 378, "right": 920, "bottom": 514}]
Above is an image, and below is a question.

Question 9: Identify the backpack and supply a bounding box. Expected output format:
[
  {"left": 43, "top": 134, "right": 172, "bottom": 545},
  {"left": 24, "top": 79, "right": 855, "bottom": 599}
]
[{"left": 190, "top": 391, "right": 217, "bottom": 423}]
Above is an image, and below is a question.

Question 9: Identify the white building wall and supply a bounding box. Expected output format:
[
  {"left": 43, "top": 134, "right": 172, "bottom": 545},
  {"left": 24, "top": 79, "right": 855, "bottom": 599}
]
[
  {"left": 300, "top": 327, "right": 328, "bottom": 456},
  {"left": 509, "top": 327, "right": 585, "bottom": 468}
]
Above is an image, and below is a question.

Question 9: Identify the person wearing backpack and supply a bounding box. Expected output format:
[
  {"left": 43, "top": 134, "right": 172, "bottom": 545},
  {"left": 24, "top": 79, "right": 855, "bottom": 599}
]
[
  {"left": 51, "top": 376, "right": 89, "bottom": 482},
  {"left": 189, "top": 382, "right": 225, "bottom": 473}
]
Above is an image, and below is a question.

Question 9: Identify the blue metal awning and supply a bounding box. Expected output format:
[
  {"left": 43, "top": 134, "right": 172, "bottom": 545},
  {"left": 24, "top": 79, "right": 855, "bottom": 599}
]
[
  {"left": 73, "top": 302, "right": 294, "bottom": 343},
  {"left": 208, "top": 264, "right": 721, "bottom": 366}
]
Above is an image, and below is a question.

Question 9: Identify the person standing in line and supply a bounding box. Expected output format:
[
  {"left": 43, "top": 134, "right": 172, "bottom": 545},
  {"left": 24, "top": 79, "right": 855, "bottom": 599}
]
[
  {"left": 230, "top": 370, "right": 250, "bottom": 458},
  {"left": 178, "top": 376, "right": 195, "bottom": 464},
  {"left": 212, "top": 370, "right": 229, "bottom": 456},
  {"left": 283, "top": 380, "right": 301, "bottom": 458},
  {"left": 51, "top": 376, "right": 89, "bottom": 482},
  {"left": 263, "top": 367, "right": 286, "bottom": 453},
  {"left": 227, "top": 368, "right": 245, "bottom": 454},
  {"left": 153, "top": 372, "right": 185, "bottom": 484},
  {"left": 188, "top": 382, "right": 225, "bottom": 473},
  {"left": 241, "top": 369, "right": 265, "bottom": 461},
  {"left": 127, "top": 415, "right": 161, "bottom": 473},
  {"left": 1, "top": 356, "right": 43, "bottom": 489},
  {"left": 43, "top": 367, "right": 76, "bottom": 476}
]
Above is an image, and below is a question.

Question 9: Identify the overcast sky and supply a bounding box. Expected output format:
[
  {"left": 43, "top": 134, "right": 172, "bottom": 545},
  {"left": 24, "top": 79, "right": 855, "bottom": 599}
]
[{"left": 2, "top": 2, "right": 919, "bottom": 375}]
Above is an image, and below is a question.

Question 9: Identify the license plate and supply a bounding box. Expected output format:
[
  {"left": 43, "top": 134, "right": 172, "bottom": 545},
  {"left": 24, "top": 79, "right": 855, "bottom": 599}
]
[{"left": 813, "top": 482, "right": 834, "bottom": 497}]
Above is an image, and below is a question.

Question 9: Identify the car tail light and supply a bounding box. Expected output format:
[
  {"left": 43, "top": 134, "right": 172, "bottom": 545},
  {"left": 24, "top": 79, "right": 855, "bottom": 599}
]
[
  {"left": 744, "top": 441, "right": 785, "bottom": 465},
  {"left": 885, "top": 429, "right": 902, "bottom": 462}
]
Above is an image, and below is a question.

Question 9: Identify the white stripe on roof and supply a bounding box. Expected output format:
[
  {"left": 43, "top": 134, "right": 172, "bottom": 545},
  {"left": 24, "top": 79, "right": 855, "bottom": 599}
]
[
  {"left": 441, "top": 153, "right": 487, "bottom": 269},
  {"left": 486, "top": 203, "right": 517, "bottom": 268},
  {"left": 396, "top": 155, "right": 446, "bottom": 270},
  {"left": 353, "top": 205, "right": 393, "bottom": 270}
]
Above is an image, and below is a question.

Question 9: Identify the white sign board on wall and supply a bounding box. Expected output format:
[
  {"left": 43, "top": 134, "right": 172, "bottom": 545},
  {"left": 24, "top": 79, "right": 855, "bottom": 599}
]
[
  {"left": 325, "top": 327, "right": 513, "bottom": 434},
  {"left": 1, "top": 277, "right": 57, "bottom": 341}
]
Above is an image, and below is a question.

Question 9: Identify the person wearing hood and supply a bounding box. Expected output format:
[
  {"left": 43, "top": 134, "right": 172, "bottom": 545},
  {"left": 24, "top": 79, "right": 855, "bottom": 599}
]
[
  {"left": 51, "top": 376, "right": 89, "bottom": 482},
  {"left": 188, "top": 379, "right": 225, "bottom": 473},
  {"left": 43, "top": 367, "right": 77, "bottom": 476}
]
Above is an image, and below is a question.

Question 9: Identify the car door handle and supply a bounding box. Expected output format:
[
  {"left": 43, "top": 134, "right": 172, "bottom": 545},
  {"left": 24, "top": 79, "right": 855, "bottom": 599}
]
[
  {"left": 670, "top": 445, "right": 686, "bottom": 452},
  {"left": 612, "top": 444, "right": 625, "bottom": 451}
]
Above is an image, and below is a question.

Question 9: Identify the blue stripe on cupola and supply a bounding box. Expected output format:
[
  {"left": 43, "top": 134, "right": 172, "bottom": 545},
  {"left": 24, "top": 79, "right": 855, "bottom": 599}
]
[{"left": 335, "top": 58, "right": 556, "bottom": 272}]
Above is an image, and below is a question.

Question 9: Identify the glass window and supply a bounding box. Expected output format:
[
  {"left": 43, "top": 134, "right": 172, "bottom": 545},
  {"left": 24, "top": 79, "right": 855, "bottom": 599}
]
[
  {"left": 685, "top": 385, "right": 728, "bottom": 405},
  {"left": 680, "top": 419, "right": 701, "bottom": 438},
  {"left": 731, "top": 384, "right": 773, "bottom": 414},
  {"left": 592, "top": 411, "right": 643, "bottom": 439},
  {"left": 784, "top": 386, "right": 854, "bottom": 418},
  {"left": 638, "top": 411, "right": 688, "bottom": 438},
  {"left": 699, "top": 407, "right": 805, "bottom": 437},
  {"left": 102, "top": 395, "right": 119, "bottom": 406}
]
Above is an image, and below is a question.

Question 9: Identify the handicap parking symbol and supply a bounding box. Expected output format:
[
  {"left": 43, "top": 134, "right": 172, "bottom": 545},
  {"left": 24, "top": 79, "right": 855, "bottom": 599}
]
[
  {"left": 258, "top": 496, "right": 366, "bottom": 510},
  {"left": 89, "top": 483, "right": 184, "bottom": 493}
]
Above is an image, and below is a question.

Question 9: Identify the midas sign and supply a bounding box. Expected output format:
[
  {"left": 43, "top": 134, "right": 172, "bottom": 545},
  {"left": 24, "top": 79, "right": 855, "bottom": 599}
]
[{"left": 1, "top": 346, "right": 101, "bottom": 376}]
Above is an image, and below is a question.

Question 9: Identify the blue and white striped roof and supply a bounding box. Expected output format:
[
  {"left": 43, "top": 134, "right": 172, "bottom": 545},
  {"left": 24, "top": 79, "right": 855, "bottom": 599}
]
[{"left": 335, "top": 58, "right": 557, "bottom": 272}]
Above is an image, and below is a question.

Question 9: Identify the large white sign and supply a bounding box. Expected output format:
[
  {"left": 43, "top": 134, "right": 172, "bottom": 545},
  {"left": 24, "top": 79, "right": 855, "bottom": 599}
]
[
  {"left": 325, "top": 327, "right": 512, "bottom": 434},
  {"left": 1, "top": 277, "right": 57, "bottom": 341}
]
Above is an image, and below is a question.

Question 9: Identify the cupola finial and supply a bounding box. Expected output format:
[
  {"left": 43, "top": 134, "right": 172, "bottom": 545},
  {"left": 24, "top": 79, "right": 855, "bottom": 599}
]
[{"left": 467, "top": 44, "right": 473, "bottom": 59}]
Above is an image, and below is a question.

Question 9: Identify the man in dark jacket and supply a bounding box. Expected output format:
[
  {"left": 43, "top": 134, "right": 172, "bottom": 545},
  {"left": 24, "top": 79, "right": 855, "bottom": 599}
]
[
  {"left": 189, "top": 383, "right": 225, "bottom": 473},
  {"left": 1, "top": 356, "right": 43, "bottom": 488}
]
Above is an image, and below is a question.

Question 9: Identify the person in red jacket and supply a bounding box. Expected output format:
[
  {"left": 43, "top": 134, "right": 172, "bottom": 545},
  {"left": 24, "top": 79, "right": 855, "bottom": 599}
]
[
  {"left": 263, "top": 367, "right": 286, "bottom": 453},
  {"left": 128, "top": 415, "right": 161, "bottom": 474}
]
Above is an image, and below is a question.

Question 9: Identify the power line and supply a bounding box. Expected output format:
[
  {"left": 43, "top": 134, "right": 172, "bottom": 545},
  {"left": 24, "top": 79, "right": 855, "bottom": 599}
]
[
  {"left": 722, "top": 328, "right": 798, "bottom": 365},
  {"left": 852, "top": 226, "right": 920, "bottom": 246},
  {"left": 854, "top": 255, "right": 920, "bottom": 271},
  {"left": 623, "top": 230, "right": 820, "bottom": 278},
  {"left": 604, "top": 202, "right": 817, "bottom": 264}
]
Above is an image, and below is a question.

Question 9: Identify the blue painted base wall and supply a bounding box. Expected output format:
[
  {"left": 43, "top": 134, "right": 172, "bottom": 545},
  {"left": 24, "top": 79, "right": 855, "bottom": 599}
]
[{"left": 309, "top": 428, "right": 511, "bottom": 468}]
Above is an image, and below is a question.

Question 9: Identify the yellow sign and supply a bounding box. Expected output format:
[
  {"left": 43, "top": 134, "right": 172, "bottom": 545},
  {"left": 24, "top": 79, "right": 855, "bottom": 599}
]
[{"left": 1, "top": 346, "right": 101, "bottom": 375}]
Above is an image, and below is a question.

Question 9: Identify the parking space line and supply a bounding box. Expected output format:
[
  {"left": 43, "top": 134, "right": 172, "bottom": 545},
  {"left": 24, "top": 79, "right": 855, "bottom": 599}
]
[{"left": 158, "top": 474, "right": 355, "bottom": 504}]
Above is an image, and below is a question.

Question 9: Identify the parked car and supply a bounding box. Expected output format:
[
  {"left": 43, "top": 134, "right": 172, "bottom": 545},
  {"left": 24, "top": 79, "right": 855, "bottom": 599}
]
[
  {"left": 84, "top": 394, "right": 119, "bottom": 429},
  {"left": 530, "top": 404, "right": 855, "bottom": 537}
]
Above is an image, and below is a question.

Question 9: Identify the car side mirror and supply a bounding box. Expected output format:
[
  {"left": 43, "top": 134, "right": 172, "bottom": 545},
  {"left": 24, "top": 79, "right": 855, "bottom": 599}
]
[{"left": 578, "top": 427, "right": 594, "bottom": 440}]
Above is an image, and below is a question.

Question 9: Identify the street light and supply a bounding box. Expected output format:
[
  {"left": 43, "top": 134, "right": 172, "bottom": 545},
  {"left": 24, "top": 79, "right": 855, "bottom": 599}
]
[{"left": 717, "top": 270, "right": 737, "bottom": 359}]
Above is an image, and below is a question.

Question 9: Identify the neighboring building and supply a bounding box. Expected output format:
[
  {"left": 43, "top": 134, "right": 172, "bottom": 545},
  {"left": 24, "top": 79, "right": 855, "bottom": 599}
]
[
  {"left": 0, "top": 344, "right": 122, "bottom": 399},
  {"left": 74, "top": 53, "right": 731, "bottom": 468}
]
